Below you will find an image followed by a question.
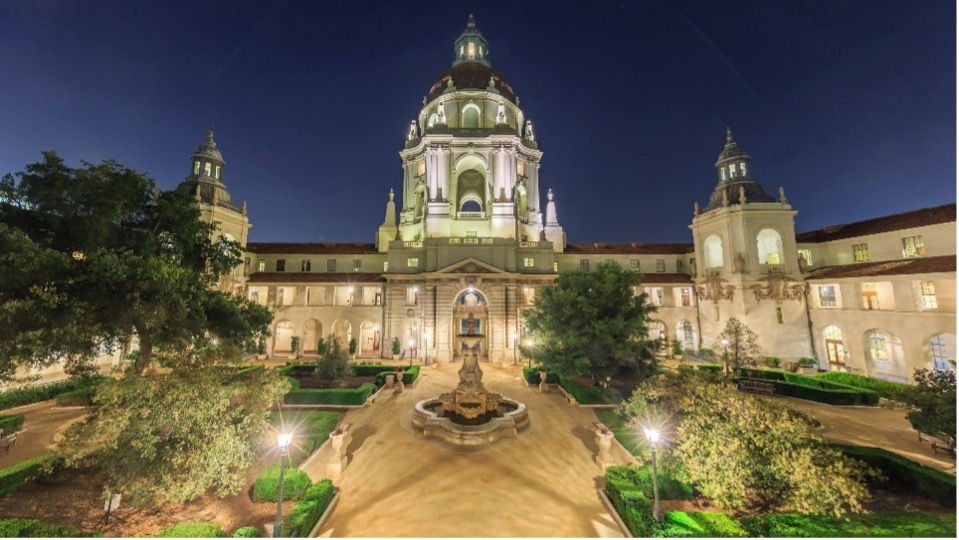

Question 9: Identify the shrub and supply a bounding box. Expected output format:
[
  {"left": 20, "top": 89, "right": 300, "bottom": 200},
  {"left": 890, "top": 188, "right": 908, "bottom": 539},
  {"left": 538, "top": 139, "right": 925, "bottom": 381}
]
[
  {"left": 283, "top": 383, "right": 376, "bottom": 405},
  {"left": 763, "top": 356, "right": 781, "bottom": 368},
  {"left": 832, "top": 444, "right": 956, "bottom": 506},
  {"left": 0, "top": 455, "right": 54, "bottom": 496},
  {"left": 657, "top": 511, "right": 747, "bottom": 537},
  {"left": 232, "top": 526, "right": 261, "bottom": 537},
  {"left": 521, "top": 367, "right": 560, "bottom": 385},
  {"left": 815, "top": 372, "right": 910, "bottom": 402},
  {"left": 698, "top": 348, "right": 715, "bottom": 358},
  {"left": 353, "top": 364, "right": 397, "bottom": 377},
  {"left": 391, "top": 337, "right": 401, "bottom": 356},
  {"left": 0, "top": 414, "right": 25, "bottom": 433},
  {"left": 797, "top": 356, "right": 817, "bottom": 368},
  {"left": 0, "top": 377, "right": 103, "bottom": 411},
  {"left": 737, "top": 370, "right": 880, "bottom": 406},
  {"left": 402, "top": 365, "right": 420, "bottom": 385},
  {"left": 600, "top": 411, "right": 644, "bottom": 457},
  {"left": 54, "top": 388, "right": 95, "bottom": 407},
  {"left": 604, "top": 472, "right": 653, "bottom": 537},
  {"left": 283, "top": 479, "right": 335, "bottom": 537},
  {"left": 739, "top": 512, "right": 957, "bottom": 538},
  {"left": 156, "top": 522, "right": 227, "bottom": 537},
  {"left": 0, "top": 518, "right": 95, "bottom": 538},
  {"left": 696, "top": 363, "right": 723, "bottom": 373},
  {"left": 605, "top": 465, "right": 694, "bottom": 501},
  {"left": 252, "top": 464, "right": 313, "bottom": 503}
]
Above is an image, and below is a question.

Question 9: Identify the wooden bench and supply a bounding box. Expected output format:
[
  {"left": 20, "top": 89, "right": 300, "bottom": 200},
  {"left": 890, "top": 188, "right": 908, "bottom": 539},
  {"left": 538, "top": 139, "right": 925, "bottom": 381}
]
[
  {"left": 737, "top": 380, "right": 775, "bottom": 396},
  {"left": 918, "top": 432, "right": 956, "bottom": 457}
]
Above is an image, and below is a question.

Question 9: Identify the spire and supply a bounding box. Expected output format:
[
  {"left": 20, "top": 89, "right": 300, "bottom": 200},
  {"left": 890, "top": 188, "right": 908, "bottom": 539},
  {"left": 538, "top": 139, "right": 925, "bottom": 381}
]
[
  {"left": 453, "top": 15, "right": 491, "bottom": 67},
  {"left": 726, "top": 126, "right": 734, "bottom": 144}
]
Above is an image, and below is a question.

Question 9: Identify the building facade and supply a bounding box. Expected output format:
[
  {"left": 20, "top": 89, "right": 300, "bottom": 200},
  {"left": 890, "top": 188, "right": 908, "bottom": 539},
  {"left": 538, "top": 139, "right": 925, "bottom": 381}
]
[{"left": 182, "top": 17, "right": 954, "bottom": 381}]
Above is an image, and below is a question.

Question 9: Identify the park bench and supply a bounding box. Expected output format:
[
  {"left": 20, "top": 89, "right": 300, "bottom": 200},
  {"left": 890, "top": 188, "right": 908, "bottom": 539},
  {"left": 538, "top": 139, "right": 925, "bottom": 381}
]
[
  {"left": 0, "top": 432, "right": 17, "bottom": 456},
  {"left": 737, "top": 380, "right": 775, "bottom": 396}
]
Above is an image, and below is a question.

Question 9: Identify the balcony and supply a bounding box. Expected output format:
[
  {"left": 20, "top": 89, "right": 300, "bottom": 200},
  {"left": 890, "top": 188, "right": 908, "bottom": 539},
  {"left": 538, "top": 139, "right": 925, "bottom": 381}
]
[{"left": 455, "top": 211, "right": 487, "bottom": 219}]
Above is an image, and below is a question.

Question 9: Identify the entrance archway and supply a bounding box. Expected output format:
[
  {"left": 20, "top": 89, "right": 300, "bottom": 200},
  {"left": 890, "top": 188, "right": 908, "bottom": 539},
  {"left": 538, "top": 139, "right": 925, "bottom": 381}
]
[
  {"left": 360, "top": 320, "right": 381, "bottom": 357},
  {"left": 823, "top": 325, "right": 845, "bottom": 370},
  {"left": 304, "top": 319, "right": 322, "bottom": 354},
  {"left": 274, "top": 320, "right": 294, "bottom": 354},
  {"left": 332, "top": 319, "right": 352, "bottom": 350},
  {"left": 452, "top": 287, "right": 489, "bottom": 360}
]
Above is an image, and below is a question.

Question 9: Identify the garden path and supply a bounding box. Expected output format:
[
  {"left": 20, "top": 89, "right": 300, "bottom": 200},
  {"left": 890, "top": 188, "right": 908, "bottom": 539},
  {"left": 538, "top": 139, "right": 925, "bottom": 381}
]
[
  {"left": 303, "top": 361, "right": 627, "bottom": 537},
  {"left": 0, "top": 400, "right": 90, "bottom": 469}
]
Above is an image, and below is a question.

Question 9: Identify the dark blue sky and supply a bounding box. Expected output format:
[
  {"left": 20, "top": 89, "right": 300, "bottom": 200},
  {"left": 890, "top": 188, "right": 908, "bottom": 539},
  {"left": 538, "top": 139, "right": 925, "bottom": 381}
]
[{"left": 1, "top": 1, "right": 954, "bottom": 243}]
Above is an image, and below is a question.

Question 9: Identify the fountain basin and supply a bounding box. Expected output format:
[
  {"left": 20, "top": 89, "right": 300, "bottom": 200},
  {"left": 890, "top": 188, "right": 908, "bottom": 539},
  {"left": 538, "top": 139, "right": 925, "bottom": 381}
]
[{"left": 412, "top": 396, "right": 529, "bottom": 446}]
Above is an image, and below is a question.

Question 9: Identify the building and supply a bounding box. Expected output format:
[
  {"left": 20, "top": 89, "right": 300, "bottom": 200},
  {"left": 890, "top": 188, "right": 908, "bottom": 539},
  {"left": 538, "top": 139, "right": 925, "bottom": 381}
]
[{"left": 180, "top": 17, "right": 954, "bottom": 382}]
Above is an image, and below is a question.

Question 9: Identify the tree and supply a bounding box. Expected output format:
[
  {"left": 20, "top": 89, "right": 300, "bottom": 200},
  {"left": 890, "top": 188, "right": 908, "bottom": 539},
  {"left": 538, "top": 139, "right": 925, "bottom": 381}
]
[
  {"left": 905, "top": 364, "right": 956, "bottom": 451},
  {"left": 717, "top": 317, "right": 763, "bottom": 374},
  {"left": 59, "top": 360, "right": 289, "bottom": 506},
  {"left": 316, "top": 334, "right": 352, "bottom": 383},
  {"left": 623, "top": 371, "right": 874, "bottom": 516},
  {"left": 0, "top": 152, "right": 272, "bottom": 377},
  {"left": 525, "top": 262, "right": 658, "bottom": 383}
]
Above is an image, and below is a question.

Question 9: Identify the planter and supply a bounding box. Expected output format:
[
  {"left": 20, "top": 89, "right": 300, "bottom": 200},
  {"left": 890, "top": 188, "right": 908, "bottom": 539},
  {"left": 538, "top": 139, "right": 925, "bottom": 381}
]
[
  {"left": 799, "top": 366, "right": 818, "bottom": 375},
  {"left": 392, "top": 354, "right": 400, "bottom": 360},
  {"left": 539, "top": 370, "right": 549, "bottom": 393}
]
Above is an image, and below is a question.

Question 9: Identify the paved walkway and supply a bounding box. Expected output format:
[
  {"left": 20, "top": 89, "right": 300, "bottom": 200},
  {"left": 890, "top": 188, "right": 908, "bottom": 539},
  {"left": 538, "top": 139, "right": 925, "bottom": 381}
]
[
  {"left": 302, "top": 361, "right": 627, "bottom": 538},
  {"left": 0, "top": 401, "right": 91, "bottom": 469}
]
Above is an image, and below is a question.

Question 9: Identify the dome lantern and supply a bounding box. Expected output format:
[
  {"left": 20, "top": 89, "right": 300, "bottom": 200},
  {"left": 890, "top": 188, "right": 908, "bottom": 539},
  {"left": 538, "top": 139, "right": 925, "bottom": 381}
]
[{"left": 453, "top": 15, "right": 491, "bottom": 67}]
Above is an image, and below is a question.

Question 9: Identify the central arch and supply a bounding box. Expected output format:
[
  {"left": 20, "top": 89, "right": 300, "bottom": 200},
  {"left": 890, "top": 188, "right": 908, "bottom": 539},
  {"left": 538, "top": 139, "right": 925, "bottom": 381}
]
[{"left": 452, "top": 286, "right": 490, "bottom": 360}]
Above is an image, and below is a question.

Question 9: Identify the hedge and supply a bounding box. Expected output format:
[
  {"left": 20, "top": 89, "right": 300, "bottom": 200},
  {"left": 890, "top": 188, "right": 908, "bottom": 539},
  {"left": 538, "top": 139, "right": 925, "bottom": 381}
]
[
  {"left": 0, "top": 414, "right": 25, "bottom": 433},
  {"left": 832, "top": 444, "right": 956, "bottom": 506},
  {"left": 156, "top": 522, "right": 228, "bottom": 537},
  {"left": 252, "top": 463, "right": 313, "bottom": 503},
  {"left": 521, "top": 367, "right": 561, "bottom": 385},
  {"left": 0, "top": 518, "right": 97, "bottom": 538},
  {"left": 232, "top": 526, "right": 262, "bottom": 537},
  {"left": 736, "top": 368, "right": 879, "bottom": 405},
  {"left": 815, "top": 372, "right": 911, "bottom": 402},
  {"left": 0, "top": 377, "right": 104, "bottom": 411},
  {"left": 696, "top": 363, "right": 723, "bottom": 373},
  {"left": 606, "top": 465, "right": 694, "bottom": 501},
  {"left": 653, "top": 511, "right": 748, "bottom": 538},
  {"left": 0, "top": 455, "right": 55, "bottom": 496},
  {"left": 738, "top": 512, "right": 957, "bottom": 538},
  {"left": 54, "top": 388, "right": 95, "bottom": 407},
  {"left": 284, "top": 383, "right": 377, "bottom": 405},
  {"left": 283, "top": 479, "right": 335, "bottom": 537},
  {"left": 351, "top": 364, "right": 398, "bottom": 377},
  {"left": 604, "top": 471, "right": 653, "bottom": 537}
]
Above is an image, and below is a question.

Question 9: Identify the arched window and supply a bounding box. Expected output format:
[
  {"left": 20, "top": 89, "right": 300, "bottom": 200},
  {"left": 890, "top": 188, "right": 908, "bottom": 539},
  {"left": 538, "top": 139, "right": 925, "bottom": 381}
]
[
  {"left": 927, "top": 334, "right": 955, "bottom": 371},
  {"left": 204, "top": 162, "right": 211, "bottom": 177},
  {"left": 756, "top": 228, "right": 783, "bottom": 265},
  {"left": 462, "top": 104, "right": 480, "bottom": 128},
  {"left": 427, "top": 113, "right": 438, "bottom": 127},
  {"left": 193, "top": 161, "right": 201, "bottom": 175},
  {"left": 460, "top": 199, "right": 482, "bottom": 212},
  {"left": 823, "top": 325, "right": 845, "bottom": 367},
  {"left": 867, "top": 330, "right": 889, "bottom": 362},
  {"left": 704, "top": 235, "right": 724, "bottom": 268}
]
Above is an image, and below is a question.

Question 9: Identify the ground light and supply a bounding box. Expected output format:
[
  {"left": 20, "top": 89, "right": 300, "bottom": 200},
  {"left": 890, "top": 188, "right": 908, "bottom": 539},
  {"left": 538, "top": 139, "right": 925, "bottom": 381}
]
[
  {"left": 643, "top": 427, "right": 663, "bottom": 522},
  {"left": 273, "top": 432, "right": 293, "bottom": 537}
]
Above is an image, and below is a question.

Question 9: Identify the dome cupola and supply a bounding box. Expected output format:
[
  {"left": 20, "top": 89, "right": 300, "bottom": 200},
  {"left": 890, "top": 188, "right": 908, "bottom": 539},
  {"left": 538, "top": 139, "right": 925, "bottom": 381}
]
[
  {"left": 703, "top": 128, "right": 775, "bottom": 211},
  {"left": 453, "top": 15, "right": 490, "bottom": 67},
  {"left": 177, "top": 125, "right": 237, "bottom": 210}
]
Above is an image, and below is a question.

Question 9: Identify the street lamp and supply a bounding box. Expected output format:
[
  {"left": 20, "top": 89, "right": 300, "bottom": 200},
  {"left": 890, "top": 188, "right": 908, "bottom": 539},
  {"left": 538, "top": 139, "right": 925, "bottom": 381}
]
[
  {"left": 423, "top": 329, "right": 430, "bottom": 365},
  {"left": 273, "top": 432, "right": 293, "bottom": 537},
  {"left": 408, "top": 338, "right": 415, "bottom": 367},
  {"left": 721, "top": 338, "right": 730, "bottom": 375},
  {"left": 512, "top": 331, "right": 518, "bottom": 365},
  {"left": 643, "top": 427, "right": 663, "bottom": 522}
]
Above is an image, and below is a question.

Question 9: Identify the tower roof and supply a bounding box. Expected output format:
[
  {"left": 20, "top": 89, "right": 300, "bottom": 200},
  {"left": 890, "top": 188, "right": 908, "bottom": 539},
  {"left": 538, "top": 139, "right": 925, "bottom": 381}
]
[
  {"left": 715, "top": 127, "right": 749, "bottom": 165},
  {"left": 427, "top": 16, "right": 516, "bottom": 105},
  {"left": 703, "top": 128, "right": 775, "bottom": 211},
  {"left": 191, "top": 125, "right": 224, "bottom": 165}
]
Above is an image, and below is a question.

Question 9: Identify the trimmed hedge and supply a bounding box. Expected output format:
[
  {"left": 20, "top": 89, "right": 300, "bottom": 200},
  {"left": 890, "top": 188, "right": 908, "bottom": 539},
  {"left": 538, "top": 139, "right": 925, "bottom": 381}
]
[
  {"left": 0, "top": 455, "right": 55, "bottom": 496},
  {"left": 252, "top": 463, "right": 313, "bottom": 503},
  {"left": 0, "top": 414, "right": 25, "bottom": 433},
  {"left": 0, "top": 518, "right": 97, "bottom": 538},
  {"left": 736, "top": 368, "right": 879, "bottom": 406},
  {"left": 833, "top": 444, "right": 956, "bottom": 506},
  {"left": 283, "top": 479, "right": 335, "bottom": 537},
  {"left": 156, "top": 522, "right": 228, "bottom": 537},
  {"left": 521, "top": 367, "right": 561, "bottom": 385},
  {"left": 54, "top": 388, "right": 95, "bottom": 407},
  {"left": 351, "top": 364, "right": 397, "bottom": 377},
  {"left": 654, "top": 511, "right": 748, "bottom": 538},
  {"left": 0, "top": 377, "right": 104, "bottom": 411},
  {"left": 604, "top": 470, "right": 653, "bottom": 537},
  {"left": 816, "top": 372, "right": 911, "bottom": 402},
  {"left": 606, "top": 465, "right": 694, "bottom": 501},
  {"left": 738, "top": 512, "right": 957, "bottom": 538},
  {"left": 284, "top": 383, "right": 377, "bottom": 405},
  {"left": 232, "top": 526, "right": 262, "bottom": 537},
  {"left": 696, "top": 363, "right": 723, "bottom": 373}
]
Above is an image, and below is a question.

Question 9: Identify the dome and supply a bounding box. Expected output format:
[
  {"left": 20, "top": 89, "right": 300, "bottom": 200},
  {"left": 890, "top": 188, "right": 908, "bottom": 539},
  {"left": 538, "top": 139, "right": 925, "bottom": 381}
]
[
  {"left": 426, "top": 62, "right": 518, "bottom": 105},
  {"left": 191, "top": 126, "right": 224, "bottom": 165}
]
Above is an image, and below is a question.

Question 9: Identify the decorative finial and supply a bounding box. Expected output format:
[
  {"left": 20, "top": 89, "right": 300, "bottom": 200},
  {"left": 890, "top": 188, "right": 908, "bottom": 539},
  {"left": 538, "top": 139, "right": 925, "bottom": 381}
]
[
  {"left": 496, "top": 100, "right": 507, "bottom": 124},
  {"left": 389, "top": 188, "right": 395, "bottom": 202},
  {"left": 208, "top": 124, "right": 215, "bottom": 140},
  {"left": 779, "top": 186, "right": 787, "bottom": 204},
  {"left": 725, "top": 126, "right": 733, "bottom": 144},
  {"left": 241, "top": 201, "right": 247, "bottom": 215},
  {"left": 693, "top": 201, "right": 700, "bottom": 216},
  {"left": 467, "top": 14, "right": 476, "bottom": 28},
  {"left": 739, "top": 186, "right": 746, "bottom": 205},
  {"left": 721, "top": 189, "right": 729, "bottom": 207},
  {"left": 407, "top": 120, "right": 418, "bottom": 141},
  {"left": 525, "top": 120, "right": 535, "bottom": 141},
  {"left": 547, "top": 188, "right": 554, "bottom": 202}
]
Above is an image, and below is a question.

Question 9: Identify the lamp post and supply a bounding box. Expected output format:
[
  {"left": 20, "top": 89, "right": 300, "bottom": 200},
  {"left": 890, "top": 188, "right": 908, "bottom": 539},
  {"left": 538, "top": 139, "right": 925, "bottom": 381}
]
[
  {"left": 273, "top": 432, "right": 293, "bottom": 537},
  {"left": 721, "top": 338, "right": 730, "bottom": 376},
  {"left": 423, "top": 329, "right": 430, "bottom": 365},
  {"left": 408, "top": 338, "right": 415, "bottom": 367},
  {"left": 643, "top": 428, "right": 662, "bottom": 522}
]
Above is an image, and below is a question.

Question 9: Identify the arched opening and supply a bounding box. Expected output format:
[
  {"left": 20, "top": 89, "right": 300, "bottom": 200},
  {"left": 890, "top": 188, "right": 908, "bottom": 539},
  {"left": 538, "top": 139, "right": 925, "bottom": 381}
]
[
  {"left": 452, "top": 287, "right": 489, "bottom": 359},
  {"left": 704, "top": 235, "right": 724, "bottom": 269},
  {"left": 359, "top": 320, "right": 381, "bottom": 357},
  {"left": 823, "top": 325, "right": 845, "bottom": 370},
  {"left": 863, "top": 329, "right": 906, "bottom": 382},
  {"left": 413, "top": 183, "right": 426, "bottom": 221},
  {"left": 462, "top": 103, "right": 480, "bottom": 128},
  {"left": 274, "top": 320, "right": 294, "bottom": 354},
  {"left": 676, "top": 320, "right": 695, "bottom": 352},
  {"left": 456, "top": 168, "right": 486, "bottom": 214},
  {"left": 427, "top": 112, "right": 438, "bottom": 128},
  {"left": 303, "top": 319, "right": 321, "bottom": 354},
  {"left": 649, "top": 320, "right": 667, "bottom": 350},
  {"left": 516, "top": 182, "right": 528, "bottom": 221},
  {"left": 459, "top": 195, "right": 482, "bottom": 212},
  {"left": 331, "top": 319, "right": 352, "bottom": 351},
  {"left": 925, "top": 333, "right": 956, "bottom": 371},
  {"left": 756, "top": 228, "right": 784, "bottom": 265}
]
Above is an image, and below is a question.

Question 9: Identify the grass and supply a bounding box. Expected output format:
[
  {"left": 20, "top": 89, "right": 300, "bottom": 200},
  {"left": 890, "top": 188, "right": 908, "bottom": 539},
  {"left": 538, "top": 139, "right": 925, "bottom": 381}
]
[
  {"left": 600, "top": 410, "right": 644, "bottom": 457},
  {"left": 738, "top": 512, "right": 957, "bottom": 538}
]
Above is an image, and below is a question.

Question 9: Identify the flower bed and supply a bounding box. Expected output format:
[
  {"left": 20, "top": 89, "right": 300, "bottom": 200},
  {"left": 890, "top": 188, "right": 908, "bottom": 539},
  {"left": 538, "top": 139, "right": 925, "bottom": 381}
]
[
  {"left": 283, "top": 383, "right": 377, "bottom": 406},
  {"left": 269, "top": 411, "right": 339, "bottom": 466}
]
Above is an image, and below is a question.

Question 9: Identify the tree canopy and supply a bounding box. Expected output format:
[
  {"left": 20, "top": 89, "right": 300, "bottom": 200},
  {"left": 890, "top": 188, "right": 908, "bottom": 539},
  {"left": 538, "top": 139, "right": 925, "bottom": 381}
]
[
  {"left": 717, "top": 317, "right": 763, "bottom": 374},
  {"left": 525, "top": 262, "right": 657, "bottom": 382},
  {"left": 0, "top": 151, "right": 271, "bottom": 378},
  {"left": 905, "top": 364, "right": 956, "bottom": 451}
]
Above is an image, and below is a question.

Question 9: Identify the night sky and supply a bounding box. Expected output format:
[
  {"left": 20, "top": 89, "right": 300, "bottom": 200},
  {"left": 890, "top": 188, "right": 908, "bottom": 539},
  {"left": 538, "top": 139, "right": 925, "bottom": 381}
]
[{"left": 1, "top": 1, "right": 954, "bottom": 244}]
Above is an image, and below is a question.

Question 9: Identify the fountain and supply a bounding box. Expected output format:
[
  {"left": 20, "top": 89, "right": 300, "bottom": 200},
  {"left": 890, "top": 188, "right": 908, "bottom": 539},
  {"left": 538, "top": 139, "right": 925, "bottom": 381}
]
[{"left": 412, "top": 313, "right": 529, "bottom": 445}]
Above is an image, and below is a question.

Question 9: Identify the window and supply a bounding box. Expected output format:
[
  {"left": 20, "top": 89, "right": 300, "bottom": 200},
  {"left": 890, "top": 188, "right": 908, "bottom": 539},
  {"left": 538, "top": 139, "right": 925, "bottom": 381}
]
[
  {"left": 407, "top": 286, "right": 419, "bottom": 305},
  {"left": 756, "top": 228, "right": 783, "bottom": 265},
  {"left": 517, "top": 161, "right": 526, "bottom": 176},
  {"left": 276, "top": 259, "right": 286, "bottom": 272},
  {"left": 523, "top": 286, "right": 536, "bottom": 305},
  {"left": 740, "top": 163, "right": 747, "bottom": 176},
  {"left": 930, "top": 335, "right": 950, "bottom": 370},
  {"left": 920, "top": 282, "right": 938, "bottom": 310},
  {"left": 553, "top": 261, "right": 558, "bottom": 272},
  {"left": 462, "top": 104, "right": 480, "bottom": 128},
  {"left": 861, "top": 283, "right": 879, "bottom": 310},
  {"left": 523, "top": 257, "right": 534, "bottom": 267},
  {"left": 580, "top": 259, "right": 589, "bottom": 272},
  {"left": 676, "top": 259, "right": 684, "bottom": 272},
  {"left": 384, "top": 261, "right": 389, "bottom": 272},
  {"left": 417, "top": 159, "right": 426, "bottom": 176},
  {"left": 250, "top": 290, "right": 259, "bottom": 303},
  {"left": 257, "top": 259, "right": 266, "bottom": 272},
  {"left": 853, "top": 243, "right": 869, "bottom": 262},
  {"left": 629, "top": 259, "right": 640, "bottom": 271},
  {"left": 215, "top": 165, "right": 220, "bottom": 179},
  {"left": 193, "top": 161, "right": 200, "bottom": 175},
  {"left": 818, "top": 285, "right": 837, "bottom": 307},
  {"left": 276, "top": 286, "right": 293, "bottom": 306},
  {"left": 407, "top": 257, "right": 419, "bottom": 268},
  {"left": 655, "top": 259, "right": 666, "bottom": 273},
  {"left": 902, "top": 236, "right": 925, "bottom": 258},
  {"left": 352, "top": 259, "right": 362, "bottom": 272},
  {"left": 244, "top": 257, "right": 250, "bottom": 276},
  {"left": 468, "top": 42, "right": 475, "bottom": 57},
  {"left": 728, "top": 164, "right": 736, "bottom": 178},
  {"left": 204, "top": 162, "right": 211, "bottom": 176},
  {"left": 307, "top": 287, "right": 325, "bottom": 306},
  {"left": 645, "top": 287, "right": 664, "bottom": 306},
  {"left": 798, "top": 249, "right": 811, "bottom": 266},
  {"left": 327, "top": 259, "right": 336, "bottom": 272},
  {"left": 301, "top": 259, "right": 311, "bottom": 272},
  {"left": 680, "top": 287, "right": 692, "bottom": 307},
  {"left": 362, "top": 286, "right": 378, "bottom": 306},
  {"left": 720, "top": 168, "right": 725, "bottom": 181},
  {"left": 868, "top": 331, "right": 889, "bottom": 362},
  {"left": 704, "top": 235, "right": 723, "bottom": 268},
  {"left": 465, "top": 231, "right": 477, "bottom": 237}
]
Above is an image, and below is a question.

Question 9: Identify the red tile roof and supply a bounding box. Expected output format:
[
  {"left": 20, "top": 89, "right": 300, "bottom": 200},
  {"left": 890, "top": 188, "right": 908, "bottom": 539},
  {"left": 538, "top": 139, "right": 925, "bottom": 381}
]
[
  {"left": 564, "top": 242, "right": 694, "bottom": 255},
  {"left": 246, "top": 242, "right": 380, "bottom": 255},
  {"left": 796, "top": 203, "right": 955, "bottom": 243},
  {"left": 247, "top": 272, "right": 386, "bottom": 284},
  {"left": 805, "top": 255, "right": 956, "bottom": 280}
]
